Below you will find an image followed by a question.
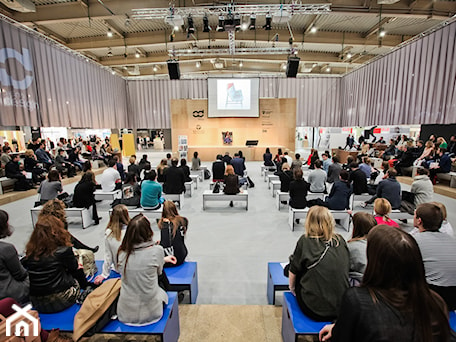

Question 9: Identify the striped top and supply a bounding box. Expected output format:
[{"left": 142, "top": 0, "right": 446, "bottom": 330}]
[{"left": 413, "top": 231, "right": 456, "bottom": 287}]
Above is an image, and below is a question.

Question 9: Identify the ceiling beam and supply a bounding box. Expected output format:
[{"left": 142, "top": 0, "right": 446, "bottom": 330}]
[
  {"left": 362, "top": 17, "right": 396, "bottom": 38},
  {"left": 99, "top": 51, "right": 374, "bottom": 67},
  {"left": 30, "top": 23, "right": 68, "bottom": 44},
  {"left": 103, "top": 19, "right": 124, "bottom": 38},
  {"left": 67, "top": 29, "right": 411, "bottom": 51},
  {"left": 9, "top": 0, "right": 455, "bottom": 25},
  {"left": 304, "top": 15, "right": 319, "bottom": 34}
]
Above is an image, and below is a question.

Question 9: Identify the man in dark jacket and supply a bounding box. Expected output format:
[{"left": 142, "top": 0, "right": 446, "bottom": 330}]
[
  {"left": 230, "top": 153, "right": 246, "bottom": 177},
  {"left": 5, "top": 155, "right": 33, "bottom": 191},
  {"left": 349, "top": 162, "right": 368, "bottom": 195},
  {"left": 427, "top": 148, "right": 453, "bottom": 184},
  {"left": 163, "top": 158, "right": 185, "bottom": 194},
  {"left": 376, "top": 168, "right": 401, "bottom": 209},
  {"left": 35, "top": 142, "right": 54, "bottom": 170},
  {"left": 212, "top": 155, "right": 225, "bottom": 182}
]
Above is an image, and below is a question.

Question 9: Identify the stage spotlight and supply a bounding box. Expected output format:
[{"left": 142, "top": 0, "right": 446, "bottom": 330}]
[
  {"left": 263, "top": 14, "right": 272, "bottom": 30},
  {"left": 187, "top": 15, "right": 195, "bottom": 34},
  {"left": 216, "top": 15, "right": 225, "bottom": 32},
  {"left": 203, "top": 15, "right": 211, "bottom": 32},
  {"left": 249, "top": 14, "right": 256, "bottom": 30}
]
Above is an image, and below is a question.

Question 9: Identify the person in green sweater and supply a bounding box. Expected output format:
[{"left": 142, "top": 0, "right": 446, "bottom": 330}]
[{"left": 288, "top": 206, "right": 349, "bottom": 321}]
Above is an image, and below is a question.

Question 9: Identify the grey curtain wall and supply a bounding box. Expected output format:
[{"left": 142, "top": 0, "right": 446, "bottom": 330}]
[
  {"left": 259, "top": 77, "right": 342, "bottom": 127},
  {"left": 342, "top": 20, "right": 456, "bottom": 126},
  {"left": 0, "top": 17, "right": 128, "bottom": 129},
  {"left": 126, "top": 79, "right": 207, "bottom": 128}
]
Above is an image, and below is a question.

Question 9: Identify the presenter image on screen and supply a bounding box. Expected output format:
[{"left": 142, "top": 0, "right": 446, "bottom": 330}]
[{"left": 217, "top": 79, "right": 251, "bottom": 110}]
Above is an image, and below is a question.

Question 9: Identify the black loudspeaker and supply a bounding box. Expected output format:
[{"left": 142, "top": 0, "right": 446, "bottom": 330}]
[
  {"left": 167, "top": 60, "right": 180, "bottom": 80},
  {"left": 286, "top": 56, "right": 300, "bottom": 78}
]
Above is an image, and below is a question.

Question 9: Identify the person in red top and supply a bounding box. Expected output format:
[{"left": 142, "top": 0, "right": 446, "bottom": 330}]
[{"left": 373, "top": 198, "right": 399, "bottom": 228}]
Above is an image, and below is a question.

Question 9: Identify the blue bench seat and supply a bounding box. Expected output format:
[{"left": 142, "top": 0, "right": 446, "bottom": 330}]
[
  {"left": 267, "top": 262, "right": 289, "bottom": 305},
  {"left": 39, "top": 292, "right": 180, "bottom": 342},
  {"left": 282, "top": 292, "right": 331, "bottom": 342},
  {"left": 94, "top": 260, "right": 198, "bottom": 304}
]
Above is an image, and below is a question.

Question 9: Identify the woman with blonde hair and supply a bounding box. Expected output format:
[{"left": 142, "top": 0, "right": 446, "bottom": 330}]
[
  {"left": 373, "top": 198, "right": 399, "bottom": 228},
  {"left": 158, "top": 201, "right": 189, "bottom": 267},
  {"left": 288, "top": 206, "right": 349, "bottom": 321},
  {"left": 94, "top": 205, "right": 131, "bottom": 284}
]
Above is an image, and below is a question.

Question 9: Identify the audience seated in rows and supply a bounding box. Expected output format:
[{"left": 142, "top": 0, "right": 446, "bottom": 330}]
[
  {"left": 156, "top": 158, "right": 168, "bottom": 183},
  {"left": 6, "top": 154, "right": 34, "bottom": 191},
  {"left": 376, "top": 168, "right": 401, "bottom": 210},
  {"left": 291, "top": 153, "right": 303, "bottom": 171},
  {"left": 230, "top": 153, "right": 246, "bottom": 177},
  {"left": 127, "top": 155, "right": 140, "bottom": 178},
  {"left": 349, "top": 162, "right": 368, "bottom": 195},
  {"left": 411, "top": 168, "right": 434, "bottom": 206}
]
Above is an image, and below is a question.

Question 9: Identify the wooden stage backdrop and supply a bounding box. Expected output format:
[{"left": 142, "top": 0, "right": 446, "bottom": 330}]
[{"left": 171, "top": 98, "right": 296, "bottom": 161}]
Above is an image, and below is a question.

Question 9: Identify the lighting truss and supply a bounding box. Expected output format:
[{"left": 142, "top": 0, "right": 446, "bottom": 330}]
[
  {"left": 168, "top": 47, "right": 293, "bottom": 57},
  {"left": 228, "top": 31, "right": 235, "bottom": 55},
  {"left": 132, "top": 3, "right": 331, "bottom": 19}
]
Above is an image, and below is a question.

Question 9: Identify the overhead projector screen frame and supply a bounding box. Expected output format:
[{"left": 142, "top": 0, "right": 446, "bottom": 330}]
[{"left": 208, "top": 78, "right": 260, "bottom": 118}]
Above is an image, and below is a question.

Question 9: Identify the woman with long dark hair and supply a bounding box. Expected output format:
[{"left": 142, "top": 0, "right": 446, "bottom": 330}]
[
  {"left": 39, "top": 199, "right": 98, "bottom": 252},
  {"left": 73, "top": 171, "right": 101, "bottom": 225},
  {"left": 116, "top": 214, "right": 176, "bottom": 325},
  {"left": 319, "top": 225, "right": 451, "bottom": 341},
  {"left": 158, "top": 201, "right": 188, "bottom": 267},
  {"left": 22, "top": 215, "right": 89, "bottom": 313}
]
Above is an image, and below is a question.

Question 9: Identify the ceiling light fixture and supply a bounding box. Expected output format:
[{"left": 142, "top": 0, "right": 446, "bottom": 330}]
[
  {"left": 107, "top": 28, "right": 113, "bottom": 37},
  {"left": 378, "top": 28, "right": 386, "bottom": 37},
  {"left": 135, "top": 52, "right": 141, "bottom": 58},
  {"left": 326, "top": 66, "right": 331, "bottom": 72},
  {"left": 241, "top": 23, "right": 248, "bottom": 31},
  {"left": 239, "top": 61, "right": 243, "bottom": 67},
  {"left": 281, "top": 62, "right": 287, "bottom": 70},
  {"left": 310, "top": 26, "right": 317, "bottom": 33},
  {"left": 153, "top": 65, "right": 158, "bottom": 72},
  {"left": 346, "top": 52, "right": 352, "bottom": 59},
  {"left": 174, "top": 25, "right": 179, "bottom": 31},
  {"left": 196, "top": 61, "right": 201, "bottom": 68}
]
